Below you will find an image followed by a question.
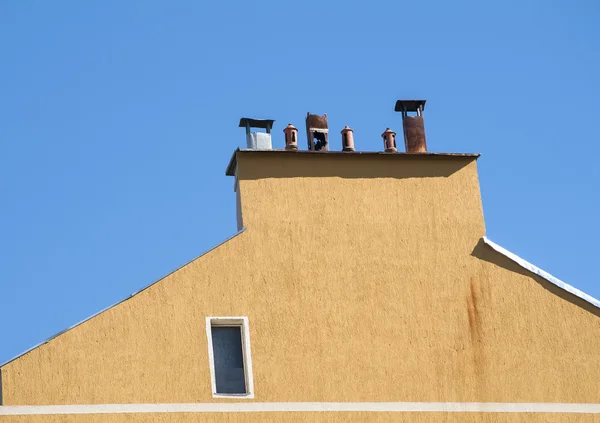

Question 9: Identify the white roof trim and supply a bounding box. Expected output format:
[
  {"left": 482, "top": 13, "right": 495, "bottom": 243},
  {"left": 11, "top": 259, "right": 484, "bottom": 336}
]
[{"left": 483, "top": 236, "right": 600, "bottom": 310}]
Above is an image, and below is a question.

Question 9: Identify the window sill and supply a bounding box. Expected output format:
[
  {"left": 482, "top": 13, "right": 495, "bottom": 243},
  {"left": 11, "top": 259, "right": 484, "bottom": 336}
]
[{"left": 212, "top": 392, "right": 255, "bottom": 399}]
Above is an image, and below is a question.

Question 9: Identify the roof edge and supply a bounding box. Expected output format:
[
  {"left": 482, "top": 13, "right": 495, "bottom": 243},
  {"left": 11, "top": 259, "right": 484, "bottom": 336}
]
[
  {"left": 482, "top": 236, "right": 600, "bottom": 310},
  {"left": 225, "top": 149, "right": 480, "bottom": 176},
  {"left": 0, "top": 228, "right": 248, "bottom": 368},
  {"left": 225, "top": 147, "right": 241, "bottom": 176}
]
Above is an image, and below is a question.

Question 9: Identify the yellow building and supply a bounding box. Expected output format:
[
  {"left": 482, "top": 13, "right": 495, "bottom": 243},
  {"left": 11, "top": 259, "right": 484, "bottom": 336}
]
[{"left": 1, "top": 101, "right": 600, "bottom": 422}]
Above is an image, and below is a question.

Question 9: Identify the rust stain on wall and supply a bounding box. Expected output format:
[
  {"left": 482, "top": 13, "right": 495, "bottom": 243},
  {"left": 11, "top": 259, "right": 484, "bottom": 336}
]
[
  {"left": 467, "top": 278, "right": 481, "bottom": 341},
  {"left": 466, "top": 277, "right": 488, "bottom": 397}
]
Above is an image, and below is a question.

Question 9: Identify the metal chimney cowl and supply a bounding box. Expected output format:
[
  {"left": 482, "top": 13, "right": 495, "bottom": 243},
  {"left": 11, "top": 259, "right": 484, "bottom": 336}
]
[
  {"left": 247, "top": 132, "right": 272, "bottom": 150},
  {"left": 239, "top": 118, "right": 274, "bottom": 150},
  {"left": 305, "top": 112, "right": 329, "bottom": 151}
]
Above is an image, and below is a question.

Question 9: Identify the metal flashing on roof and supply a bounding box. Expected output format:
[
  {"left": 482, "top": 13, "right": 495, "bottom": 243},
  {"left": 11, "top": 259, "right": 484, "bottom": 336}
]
[
  {"left": 225, "top": 147, "right": 241, "bottom": 176},
  {"left": 483, "top": 236, "right": 600, "bottom": 310}
]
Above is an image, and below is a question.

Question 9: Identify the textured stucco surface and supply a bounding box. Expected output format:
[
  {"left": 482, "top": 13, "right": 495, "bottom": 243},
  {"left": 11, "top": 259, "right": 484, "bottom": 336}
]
[{"left": 1, "top": 151, "right": 599, "bottom": 420}]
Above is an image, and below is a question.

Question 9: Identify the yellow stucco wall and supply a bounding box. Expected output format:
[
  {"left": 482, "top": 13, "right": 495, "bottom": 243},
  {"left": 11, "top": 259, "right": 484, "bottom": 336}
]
[{"left": 1, "top": 151, "right": 599, "bottom": 420}]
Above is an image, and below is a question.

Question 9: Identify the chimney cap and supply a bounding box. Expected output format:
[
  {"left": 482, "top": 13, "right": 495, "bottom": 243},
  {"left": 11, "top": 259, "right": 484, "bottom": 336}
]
[
  {"left": 306, "top": 112, "right": 328, "bottom": 130},
  {"left": 239, "top": 118, "right": 275, "bottom": 130},
  {"left": 341, "top": 125, "right": 353, "bottom": 134},
  {"left": 394, "top": 100, "right": 426, "bottom": 112}
]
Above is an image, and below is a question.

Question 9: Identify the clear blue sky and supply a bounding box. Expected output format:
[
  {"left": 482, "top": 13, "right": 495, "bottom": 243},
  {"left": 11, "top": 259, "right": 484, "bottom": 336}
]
[{"left": 1, "top": 1, "right": 599, "bottom": 365}]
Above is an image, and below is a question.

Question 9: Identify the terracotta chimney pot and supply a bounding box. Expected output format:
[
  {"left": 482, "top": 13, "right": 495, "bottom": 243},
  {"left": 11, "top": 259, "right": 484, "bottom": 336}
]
[
  {"left": 341, "top": 126, "right": 355, "bottom": 152},
  {"left": 381, "top": 128, "right": 397, "bottom": 153},
  {"left": 283, "top": 124, "right": 298, "bottom": 151}
]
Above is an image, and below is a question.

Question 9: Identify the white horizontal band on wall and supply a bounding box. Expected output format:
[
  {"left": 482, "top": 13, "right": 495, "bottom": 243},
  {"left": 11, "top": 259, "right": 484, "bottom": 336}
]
[{"left": 2, "top": 402, "right": 600, "bottom": 415}]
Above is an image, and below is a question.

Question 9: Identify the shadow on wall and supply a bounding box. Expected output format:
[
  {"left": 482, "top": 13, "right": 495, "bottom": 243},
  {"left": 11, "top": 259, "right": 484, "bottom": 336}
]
[
  {"left": 238, "top": 152, "right": 476, "bottom": 181},
  {"left": 471, "top": 238, "right": 600, "bottom": 319},
  {"left": 0, "top": 367, "right": 3, "bottom": 405}
]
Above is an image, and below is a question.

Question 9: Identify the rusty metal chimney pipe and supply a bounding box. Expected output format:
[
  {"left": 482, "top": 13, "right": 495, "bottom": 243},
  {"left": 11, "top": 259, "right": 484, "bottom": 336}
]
[
  {"left": 341, "top": 126, "right": 355, "bottom": 151},
  {"left": 394, "top": 100, "right": 427, "bottom": 153},
  {"left": 283, "top": 123, "right": 298, "bottom": 151}
]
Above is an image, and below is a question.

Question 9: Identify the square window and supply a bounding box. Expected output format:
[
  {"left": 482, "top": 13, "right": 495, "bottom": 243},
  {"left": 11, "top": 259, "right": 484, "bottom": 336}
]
[{"left": 206, "top": 317, "right": 254, "bottom": 398}]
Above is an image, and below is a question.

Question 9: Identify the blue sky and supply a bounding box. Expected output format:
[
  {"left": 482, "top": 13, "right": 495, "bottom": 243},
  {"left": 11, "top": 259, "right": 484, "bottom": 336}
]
[{"left": 1, "top": 0, "right": 599, "bottom": 364}]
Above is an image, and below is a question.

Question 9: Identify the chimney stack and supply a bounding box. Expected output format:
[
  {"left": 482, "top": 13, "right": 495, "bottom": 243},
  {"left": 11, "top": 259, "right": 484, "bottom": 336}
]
[
  {"left": 239, "top": 118, "right": 274, "bottom": 150},
  {"left": 283, "top": 124, "right": 299, "bottom": 151},
  {"left": 341, "top": 126, "right": 355, "bottom": 152},
  {"left": 306, "top": 113, "right": 329, "bottom": 151},
  {"left": 394, "top": 100, "right": 427, "bottom": 153}
]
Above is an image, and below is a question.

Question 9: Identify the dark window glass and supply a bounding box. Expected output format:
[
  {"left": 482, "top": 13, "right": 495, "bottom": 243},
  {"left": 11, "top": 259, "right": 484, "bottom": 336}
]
[{"left": 211, "top": 326, "right": 246, "bottom": 394}]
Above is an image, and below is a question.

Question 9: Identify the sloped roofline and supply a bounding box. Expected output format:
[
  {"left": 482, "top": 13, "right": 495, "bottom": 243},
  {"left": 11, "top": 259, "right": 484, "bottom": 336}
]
[
  {"left": 3, "top": 231, "right": 597, "bottom": 368},
  {"left": 483, "top": 236, "right": 600, "bottom": 309},
  {"left": 0, "top": 228, "right": 247, "bottom": 368}
]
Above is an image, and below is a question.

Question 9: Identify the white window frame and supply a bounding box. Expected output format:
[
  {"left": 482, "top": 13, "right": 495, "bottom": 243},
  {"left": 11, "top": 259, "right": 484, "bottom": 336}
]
[{"left": 205, "top": 316, "right": 254, "bottom": 399}]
